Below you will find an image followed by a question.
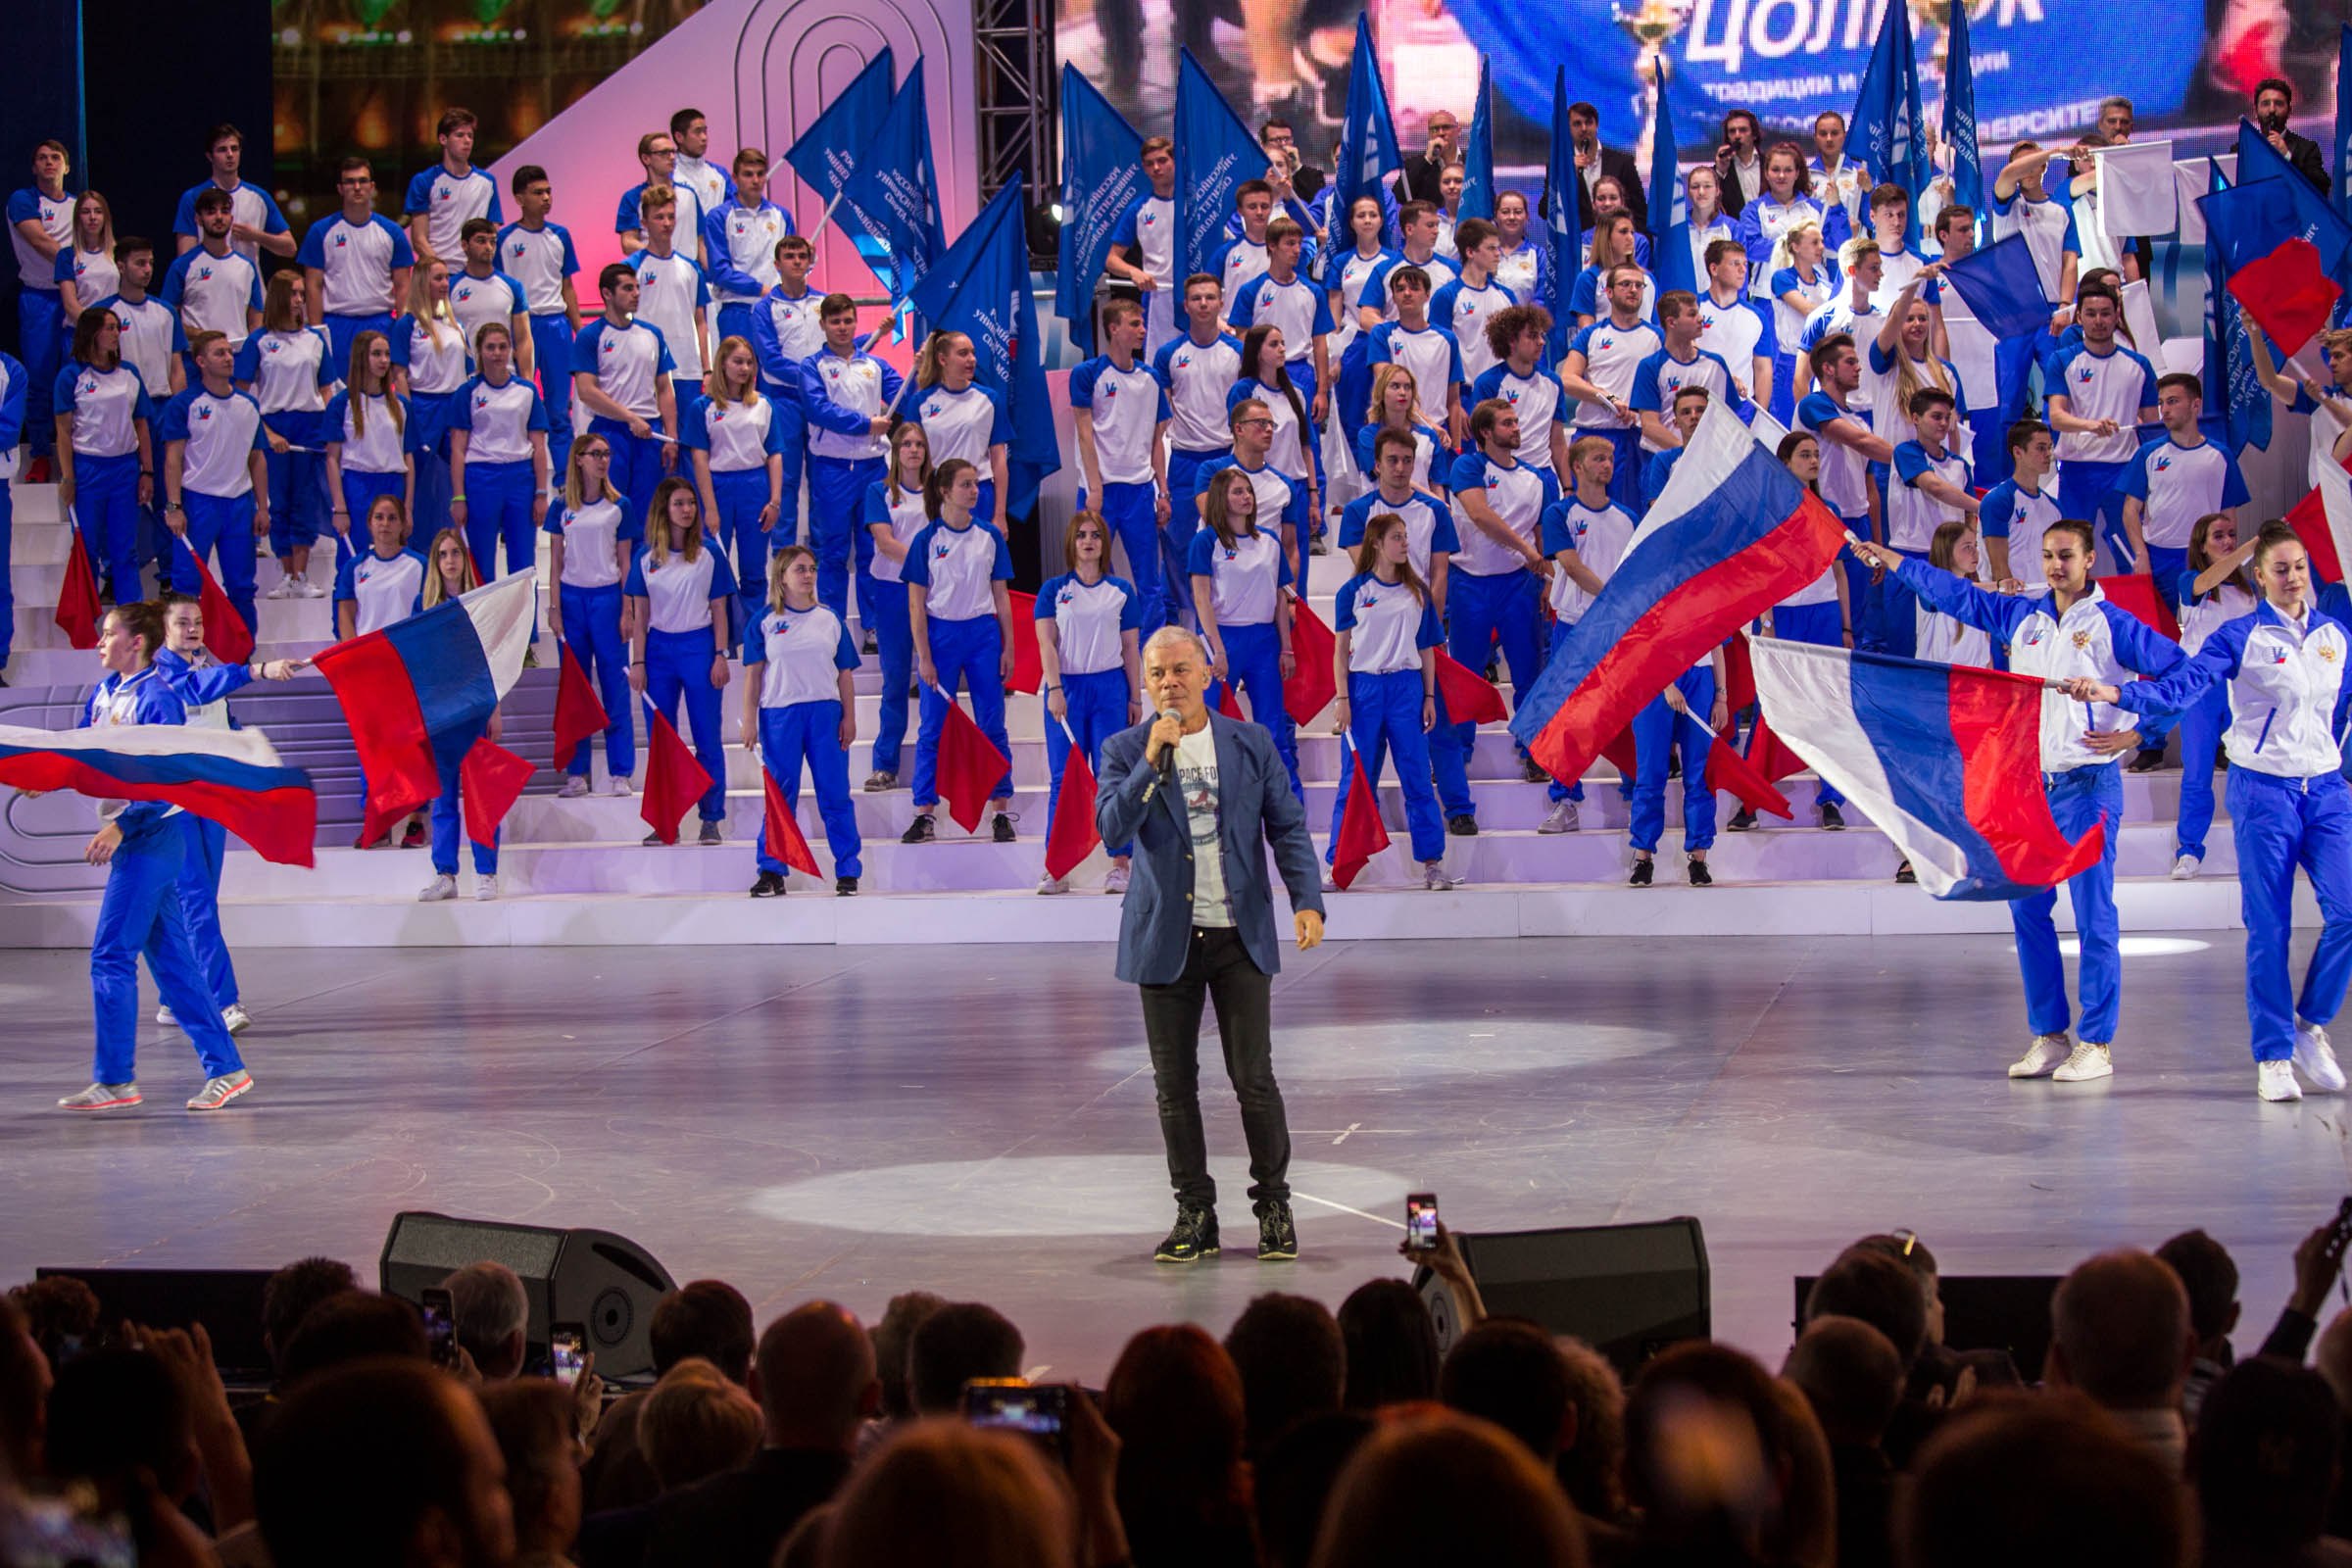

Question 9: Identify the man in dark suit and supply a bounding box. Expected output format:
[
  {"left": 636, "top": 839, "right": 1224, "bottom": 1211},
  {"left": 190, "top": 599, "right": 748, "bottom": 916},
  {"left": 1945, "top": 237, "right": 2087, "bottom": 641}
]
[
  {"left": 2255, "top": 77, "right": 2330, "bottom": 194},
  {"left": 1393, "top": 110, "right": 1462, "bottom": 208},
  {"left": 1714, "top": 109, "right": 1765, "bottom": 217},
  {"left": 642, "top": 1301, "right": 875, "bottom": 1568},
  {"left": 1099, "top": 625, "right": 1327, "bottom": 1267},
  {"left": 1567, "top": 101, "right": 1648, "bottom": 234}
]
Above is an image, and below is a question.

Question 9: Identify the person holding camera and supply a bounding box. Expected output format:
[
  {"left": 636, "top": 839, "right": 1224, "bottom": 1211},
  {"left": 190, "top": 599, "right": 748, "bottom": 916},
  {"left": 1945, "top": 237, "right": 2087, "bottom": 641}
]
[{"left": 1098, "top": 625, "right": 1326, "bottom": 1267}]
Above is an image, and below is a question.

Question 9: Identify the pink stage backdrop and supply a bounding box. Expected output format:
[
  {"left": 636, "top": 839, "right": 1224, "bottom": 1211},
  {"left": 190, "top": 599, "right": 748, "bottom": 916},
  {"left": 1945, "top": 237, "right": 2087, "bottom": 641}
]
[{"left": 490, "top": 0, "right": 979, "bottom": 309}]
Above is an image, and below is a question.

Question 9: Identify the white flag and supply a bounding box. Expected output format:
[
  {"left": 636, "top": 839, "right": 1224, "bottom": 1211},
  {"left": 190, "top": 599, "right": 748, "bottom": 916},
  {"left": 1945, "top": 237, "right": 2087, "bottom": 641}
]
[{"left": 2097, "top": 140, "right": 2178, "bottom": 238}]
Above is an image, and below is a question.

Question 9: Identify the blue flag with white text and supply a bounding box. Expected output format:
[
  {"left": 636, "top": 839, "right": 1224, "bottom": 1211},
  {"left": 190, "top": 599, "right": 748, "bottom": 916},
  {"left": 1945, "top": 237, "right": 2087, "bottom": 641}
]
[
  {"left": 1461, "top": 57, "right": 1495, "bottom": 221},
  {"left": 1055, "top": 66, "right": 1144, "bottom": 353},
  {"left": 909, "top": 174, "right": 1062, "bottom": 517},
  {"left": 1333, "top": 15, "right": 1402, "bottom": 219},
  {"left": 838, "top": 59, "right": 946, "bottom": 333},
  {"left": 1175, "top": 49, "right": 1267, "bottom": 280},
  {"left": 784, "top": 49, "right": 896, "bottom": 204},
  {"left": 2204, "top": 160, "right": 2274, "bottom": 458},
  {"left": 1943, "top": 1, "right": 1982, "bottom": 232},
  {"left": 1645, "top": 57, "right": 1692, "bottom": 296},
  {"left": 1544, "top": 66, "right": 1578, "bottom": 360},
  {"left": 1851, "top": 3, "right": 1927, "bottom": 246}
]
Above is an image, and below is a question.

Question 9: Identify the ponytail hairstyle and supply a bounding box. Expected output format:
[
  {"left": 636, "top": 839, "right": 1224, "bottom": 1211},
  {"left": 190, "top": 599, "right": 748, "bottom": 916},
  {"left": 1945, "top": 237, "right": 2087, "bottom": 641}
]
[
  {"left": 1349, "top": 512, "right": 1429, "bottom": 605},
  {"left": 1202, "top": 467, "right": 1259, "bottom": 552},
  {"left": 2252, "top": 519, "right": 2307, "bottom": 569},
  {"left": 924, "top": 458, "right": 977, "bottom": 521},
  {"left": 914, "top": 330, "right": 971, "bottom": 390},
  {"left": 765, "top": 543, "right": 814, "bottom": 612},
  {"left": 886, "top": 418, "right": 934, "bottom": 508},
  {"left": 1238, "top": 323, "right": 1305, "bottom": 437},
  {"left": 104, "top": 601, "right": 166, "bottom": 665},
  {"left": 1775, "top": 429, "right": 1822, "bottom": 496}
]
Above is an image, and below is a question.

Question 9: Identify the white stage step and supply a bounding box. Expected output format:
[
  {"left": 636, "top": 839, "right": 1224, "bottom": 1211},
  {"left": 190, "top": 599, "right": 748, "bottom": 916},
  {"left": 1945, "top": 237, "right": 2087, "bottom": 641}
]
[{"left": 0, "top": 873, "right": 2297, "bottom": 950}]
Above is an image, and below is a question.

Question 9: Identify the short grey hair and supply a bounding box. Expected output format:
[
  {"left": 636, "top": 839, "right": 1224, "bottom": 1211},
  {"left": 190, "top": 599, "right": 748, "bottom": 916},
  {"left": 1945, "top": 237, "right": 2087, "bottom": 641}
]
[
  {"left": 443, "top": 1261, "right": 529, "bottom": 1363},
  {"left": 2097, "top": 95, "right": 2133, "bottom": 121},
  {"left": 1142, "top": 624, "right": 1211, "bottom": 665}
]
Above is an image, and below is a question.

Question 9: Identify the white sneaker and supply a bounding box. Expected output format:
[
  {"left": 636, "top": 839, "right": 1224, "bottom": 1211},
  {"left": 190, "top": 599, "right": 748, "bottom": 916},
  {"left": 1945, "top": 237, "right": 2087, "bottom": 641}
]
[
  {"left": 2006, "top": 1033, "right": 2073, "bottom": 1078},
  {"left": 1103, "top": 863, "right": 1131, "bottom": 895},
  {"left": 155, "top": 1004, "right": 177, "bottom": 1027},
  {"left": 1422, "top": 860, "right": 1459, "bottom": 891},
  {"left": 298, "top": 577, "right": 328, "bottom": 599},
  {"left": 417, "top": 874, "right": 458, "bottom": 903},
  {"left": 2260, "top": 1059, "right": 2304, "bottom": 1102},
  {"left": 2295, "top": 1020, "right": 2347, "bottom": 1093},
  {"left": 1037, "top": 874, "right": 1069, "bottom": 895},
  {"left": 220, "top": 1004, "right": 252, "bottom": 1035},
  {"left": 1321, "top": 871, "right": 1342, "bottom": 894},
  {"left": 475, "top": 875, "right": 500, "bottom": 902},
  {"left": 2170, "top": 854, "right": 2201, "bottom": 881},
  {"left": 1539, "top": 799, "right": 1580, "bottom": 834},
  {"left": 265, "top": 574, "right": 297, "bottom": 600},
  {"left": 557, "top": 775, "right": 590, "bottom": 799},
  {"left": 608, "top": 776, "right": 634, "bottom": 797},
  {"left": 2052, "top": 1042, "right": 2114, "bottom": 1083}
]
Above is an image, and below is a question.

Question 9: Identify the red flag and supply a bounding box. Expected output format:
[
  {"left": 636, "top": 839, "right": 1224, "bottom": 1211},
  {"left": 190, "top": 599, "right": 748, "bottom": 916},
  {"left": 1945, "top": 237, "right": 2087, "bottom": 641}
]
[
  {"left": 1043, "top": 734, "right": 1101, "bottom": 880},
  {"left": 360, "top": 777, "right": 431, "bottom": 848},
  {"left": 1005, "top": 591, "right": 1043, "bottom": 694},
  {"left": 2290, "top": 484, "right": 2344, "bottom": 585},
  {"left": 1435, "top": 651, "right": 1507, "bottom": 725},
  {"left": 552, "top": 642, "right": 611, "bottom": 771},
  {"left": 760, "top": 769, "right": 822, "bottom": 876},
  {"left": 177, "top": 540, "right": 254, "bottom": 664},
  {"left": 1719, "top": 635, "right": 1756, "bottom": 714},
  {"left": 1702, "top": 723, "right": 1794, "bottom": 819},
  {"left": 54, "top": 531, "right": 100, "bottom": 650},
  {"left": 1217, "top": 681, "right": 1245, "bottom": 719},
  {"left": 934, "top": 694, "right": 1011, "bottom": 833},
  {"left": 1740, "top": 712, "right": 1813, "bottom": 785},
  {"left": 2229, "top": 238, "right": 2343, "bottom": 357},
  {"left": 458, "top": 737, "right": 535, "bottom": 848},
  {"left": 2097, "top": 573, "right": 2181, "bottom": 642},
  {"left": 1284, "top": 599, "right": 1339, "bottom": 724},
  {"left": 1600, "top": 726, "right": 1638, "bottom": 779},
  {"left": 1330, "top": 742, "right": 1392, "bottom": 889},
  {"left": 638, "top": 709, "right": 714, "bottom": 844}
]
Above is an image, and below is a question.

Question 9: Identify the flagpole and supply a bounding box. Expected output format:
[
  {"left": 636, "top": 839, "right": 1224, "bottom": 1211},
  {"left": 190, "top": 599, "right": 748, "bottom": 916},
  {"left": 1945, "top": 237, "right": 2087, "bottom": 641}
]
[{"left": 804, "top": 187, "right": 848, "bottom": 246}]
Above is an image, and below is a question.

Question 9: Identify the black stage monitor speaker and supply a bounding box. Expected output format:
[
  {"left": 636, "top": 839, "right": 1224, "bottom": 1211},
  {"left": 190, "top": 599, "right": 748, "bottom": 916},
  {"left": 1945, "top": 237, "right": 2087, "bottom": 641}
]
[
  {"left": 380, "top": 1212, "right": 677, "bottom": 1381},
  {"left": 1418, "top": 1217, "right": 1710, "bottom": 1376},
  {"left": 1793, "top": 1274, "right": 2060, "bottom": 1382},
  {"left": 35, "top": 1267, "right": 277, "bottom": 1386}
]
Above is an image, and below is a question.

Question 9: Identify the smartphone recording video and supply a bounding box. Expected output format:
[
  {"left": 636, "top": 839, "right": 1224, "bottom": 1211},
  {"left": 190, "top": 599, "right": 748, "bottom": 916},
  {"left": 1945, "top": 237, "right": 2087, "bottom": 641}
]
[
  {"left": 1405, "top": 1193, "right": 1440, "bottom": 1251},
  {"left": 551, "top": 1323, "right": 587, "bottom": 1386},
  {"left": 419, "top": 1288, "right": 456, "bottom": 1369},
  {"left": 962, "top": 1379, "right": 1071, "bottom": 1453}
]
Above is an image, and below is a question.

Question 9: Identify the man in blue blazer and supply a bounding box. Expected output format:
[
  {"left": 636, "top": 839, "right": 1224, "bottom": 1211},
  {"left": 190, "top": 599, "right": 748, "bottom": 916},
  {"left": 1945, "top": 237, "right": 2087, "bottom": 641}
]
[{"left": 1099, "top": 624, "right": 1327, "bottom": 1265}]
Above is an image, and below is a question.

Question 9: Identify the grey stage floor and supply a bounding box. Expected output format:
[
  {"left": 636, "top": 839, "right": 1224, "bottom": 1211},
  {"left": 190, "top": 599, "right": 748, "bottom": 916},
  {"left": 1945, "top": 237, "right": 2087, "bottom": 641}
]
[{"left": 4, "top": 933, "right": 2350, "bottom": 1381}]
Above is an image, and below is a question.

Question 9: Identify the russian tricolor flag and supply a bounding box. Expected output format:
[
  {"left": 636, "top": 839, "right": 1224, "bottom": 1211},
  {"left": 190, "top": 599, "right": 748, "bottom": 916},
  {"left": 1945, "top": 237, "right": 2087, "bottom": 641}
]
[
  {"left": 310, "top": 572, "right": 538, "bottom": 819},
  {"left": 1746, "top": 636, "right": 2104, "bottom": 901},
  {"left": 0, "top": 722, "right": 317, "bottom": 865},
  {"left": 1509, "top": 401, "right": 1846, "bottom": 785}
]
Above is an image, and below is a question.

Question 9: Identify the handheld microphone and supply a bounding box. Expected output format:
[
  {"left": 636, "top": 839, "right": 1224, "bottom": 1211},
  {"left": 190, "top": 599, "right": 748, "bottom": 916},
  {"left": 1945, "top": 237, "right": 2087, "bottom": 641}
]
[{"left": 1143, "top": 707, "right": 1182, "bottom": 805}]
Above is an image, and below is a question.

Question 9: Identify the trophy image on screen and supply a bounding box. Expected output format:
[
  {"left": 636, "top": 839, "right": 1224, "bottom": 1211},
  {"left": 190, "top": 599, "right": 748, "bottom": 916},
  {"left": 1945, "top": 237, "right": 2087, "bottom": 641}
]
[{"left": 1612, "top": 0, "right": 1691, "bottom": 177}]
